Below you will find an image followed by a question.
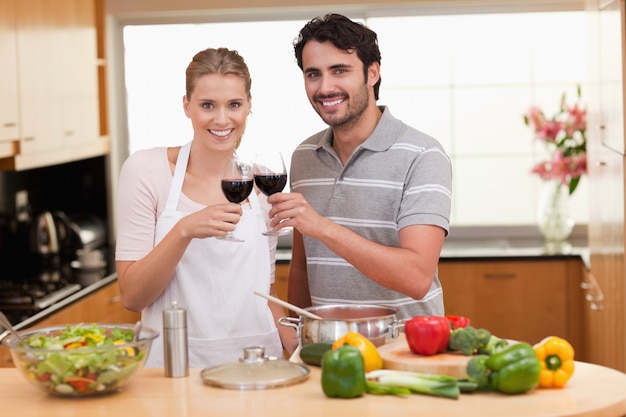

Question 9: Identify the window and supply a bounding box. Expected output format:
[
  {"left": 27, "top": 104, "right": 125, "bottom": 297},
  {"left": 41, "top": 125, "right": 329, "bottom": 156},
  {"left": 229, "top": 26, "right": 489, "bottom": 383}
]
[
  {"left": 123, "top": 20, "right": 324, "bottom": 163},
  {"left": 123, "top": 12, "right": 587, "bottom": 228}
]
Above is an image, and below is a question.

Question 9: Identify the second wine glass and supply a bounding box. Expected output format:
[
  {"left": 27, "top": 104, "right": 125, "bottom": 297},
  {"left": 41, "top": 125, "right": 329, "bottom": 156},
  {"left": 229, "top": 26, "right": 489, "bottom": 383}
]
[
  {"left": 219, "top": 157, "right": 253, "bottom": 242},
  {"left": 253, "top": 152, "right": 288, "bottom": 236}
]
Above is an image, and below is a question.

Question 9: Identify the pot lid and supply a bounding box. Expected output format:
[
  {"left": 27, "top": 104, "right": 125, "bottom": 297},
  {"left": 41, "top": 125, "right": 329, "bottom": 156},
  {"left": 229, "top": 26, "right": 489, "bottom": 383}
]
[{"left": 200, "top": 346, "right": 310, "bottom": 390}]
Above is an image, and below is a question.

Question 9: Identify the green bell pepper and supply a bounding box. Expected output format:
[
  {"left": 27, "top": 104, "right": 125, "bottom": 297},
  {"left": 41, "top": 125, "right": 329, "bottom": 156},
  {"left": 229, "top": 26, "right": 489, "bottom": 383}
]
[
  {"left": 321, "top": 344, "right": 367, "bottom": 399},
  {"left": 486, "top": 342, "right": 541, "bottom": 394}
]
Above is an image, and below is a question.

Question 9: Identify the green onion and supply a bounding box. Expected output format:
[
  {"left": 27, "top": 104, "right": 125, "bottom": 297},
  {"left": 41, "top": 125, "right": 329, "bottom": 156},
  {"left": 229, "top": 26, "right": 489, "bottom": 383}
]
[
  {"left": 365, "top": 380, "right": 412, "bottom": 396},
  {"left": 366, "top": 370, "right": 461, "bottom": 399}
]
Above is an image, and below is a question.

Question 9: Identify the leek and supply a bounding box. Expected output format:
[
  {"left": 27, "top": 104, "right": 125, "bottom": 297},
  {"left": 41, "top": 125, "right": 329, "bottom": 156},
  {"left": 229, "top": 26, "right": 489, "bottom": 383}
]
[{"left": 366, "top": 370, "right": 460, "bottom": 399}]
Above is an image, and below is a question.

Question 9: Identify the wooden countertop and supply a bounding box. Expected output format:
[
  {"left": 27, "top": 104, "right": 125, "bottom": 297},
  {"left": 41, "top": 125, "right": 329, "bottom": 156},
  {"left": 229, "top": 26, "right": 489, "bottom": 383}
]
[{"left": 1, "top": 361, "right": 626, "bottom": 417}]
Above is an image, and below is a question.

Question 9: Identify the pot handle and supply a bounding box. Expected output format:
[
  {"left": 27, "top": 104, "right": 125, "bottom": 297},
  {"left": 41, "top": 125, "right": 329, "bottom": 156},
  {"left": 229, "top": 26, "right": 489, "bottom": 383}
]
[
  {"left": 278, "top": 316, "right": 302, "bottom": 345},
  {"left": 277, "top": 316, "right": 300, "bottom": 330},
  {"left": 390, "top": 318, "right": 408, "bottom": 338}
]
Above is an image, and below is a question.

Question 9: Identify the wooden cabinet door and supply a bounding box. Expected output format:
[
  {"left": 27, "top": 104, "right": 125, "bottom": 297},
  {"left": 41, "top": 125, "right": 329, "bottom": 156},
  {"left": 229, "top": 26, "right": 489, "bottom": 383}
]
[
  {"left": 585, "top": 0, "right": 626, "bottom": 372},
  {"left": 15, "top": 0, "right": 63, "bottom": 154},
  {"left": 31, "top": 282, "right": 140, "bottom": 328},
  {"left": 0, "top": 346, "right": 12, "bottom": 368},
  {"left": 438, "top": 260, "right": 571, "bottom": 346},
  {"left": 587, "top": 127, "right": 625, "bottom": 369},
  {"left": 598, "top": 0, "right": 626, "bottom": 154},
  {"left": 274, "top": 263, "right": 290, "bottom": 302},
  {"left": 0, "top": 0, "right": 19, "bottom": 154},
  {"left": 6, "top": 0, "right": 104, "bottom": 170},
  {"left": 581, "top": 266, "right": 623, "bottom": 369},
  {"left": 585, "top": 147, "right": 626, "bottom": 370},
  {"left": 57, "top": 0, "right": 99, "bottom": 150}
]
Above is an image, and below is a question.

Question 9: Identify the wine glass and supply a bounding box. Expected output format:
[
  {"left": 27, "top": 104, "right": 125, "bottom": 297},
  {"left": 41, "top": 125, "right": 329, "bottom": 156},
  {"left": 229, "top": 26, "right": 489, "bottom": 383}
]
[
  {"left": 218, "top": 156, "right": 253, "bottom": 242},
  {"left": 253, "top": 152, "right": 289, "bottom": 236}
]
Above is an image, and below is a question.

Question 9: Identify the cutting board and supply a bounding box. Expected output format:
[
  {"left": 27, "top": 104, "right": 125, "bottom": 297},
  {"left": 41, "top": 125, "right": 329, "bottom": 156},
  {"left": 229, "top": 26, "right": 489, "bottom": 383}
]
[{"left": 378, "top": 333, "right": 471, "bottom": 379}]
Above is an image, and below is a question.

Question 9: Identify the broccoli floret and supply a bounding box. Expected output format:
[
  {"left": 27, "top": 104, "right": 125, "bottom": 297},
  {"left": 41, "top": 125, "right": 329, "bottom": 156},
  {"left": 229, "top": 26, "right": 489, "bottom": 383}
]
[
  {"left": 477, "top": 335, "right": 509, "bottom": 356},
  {"left": 448, "top": 327, "right": 479, "bottom": 355},
  {"left": 449, "top": 326, "right": 494, "bottom": 356},
  {"left": 466, "top": 354, "right": 491, "bottom": 390},
  {"left": 474, "top": 328, "right": 491, "bottom": 347}
]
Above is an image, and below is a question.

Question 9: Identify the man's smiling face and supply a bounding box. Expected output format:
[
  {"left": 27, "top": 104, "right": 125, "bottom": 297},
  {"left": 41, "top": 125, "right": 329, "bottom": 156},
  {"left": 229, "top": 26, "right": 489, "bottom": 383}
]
[{"left": 301, "top": 40, "right": 374, "bottom": 129}]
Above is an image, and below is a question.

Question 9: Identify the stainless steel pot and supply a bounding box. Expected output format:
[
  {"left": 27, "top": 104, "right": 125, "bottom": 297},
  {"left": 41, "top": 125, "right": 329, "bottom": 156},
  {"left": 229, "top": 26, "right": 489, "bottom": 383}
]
[{"left": 278, "top": 304, "right": 404, "bottom": 347}]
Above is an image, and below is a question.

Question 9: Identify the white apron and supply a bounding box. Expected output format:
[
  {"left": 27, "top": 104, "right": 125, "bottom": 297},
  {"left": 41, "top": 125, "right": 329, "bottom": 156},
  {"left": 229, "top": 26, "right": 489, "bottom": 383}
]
[{"left": 143, "top": 142, "right": 283, "bottom": 368}]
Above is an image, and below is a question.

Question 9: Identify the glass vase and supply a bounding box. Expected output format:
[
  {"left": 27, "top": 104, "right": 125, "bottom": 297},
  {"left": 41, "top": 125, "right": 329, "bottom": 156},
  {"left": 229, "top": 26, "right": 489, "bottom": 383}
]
[{"left": 537, "top": 180, "right": 575, "bottom": 253}]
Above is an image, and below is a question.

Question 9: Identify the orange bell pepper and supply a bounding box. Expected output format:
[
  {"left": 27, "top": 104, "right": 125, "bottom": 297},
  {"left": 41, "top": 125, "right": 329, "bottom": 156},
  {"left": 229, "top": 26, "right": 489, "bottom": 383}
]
[
  {"left": 332, "top": 331, "right": 383, "bottom": 373},
  {"left": 533, "top": 336, "right": 575, "bottom": 388}
]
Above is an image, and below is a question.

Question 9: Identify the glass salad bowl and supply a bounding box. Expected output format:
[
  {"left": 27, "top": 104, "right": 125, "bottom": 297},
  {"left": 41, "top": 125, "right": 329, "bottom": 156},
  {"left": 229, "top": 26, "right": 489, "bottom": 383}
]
[{"left": 2, "top": 323, "right": 158, "bottom": 397}]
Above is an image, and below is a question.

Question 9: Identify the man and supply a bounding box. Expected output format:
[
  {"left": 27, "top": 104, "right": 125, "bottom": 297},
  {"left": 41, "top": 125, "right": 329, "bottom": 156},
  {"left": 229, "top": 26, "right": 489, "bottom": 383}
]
[{"left": 268, "top": 13, "right": 452, "bottom": 320}]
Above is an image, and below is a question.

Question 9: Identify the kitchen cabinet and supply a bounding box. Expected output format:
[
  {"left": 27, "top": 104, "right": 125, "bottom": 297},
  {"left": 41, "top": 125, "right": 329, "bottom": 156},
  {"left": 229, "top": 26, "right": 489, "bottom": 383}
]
[
  {"left": 438, "top": 258, "right": 585, "bottom": 360},
  {"left": 0, "top": 281, "right": 140, "bottom": 367},
  {"left": 584, "top": 0, "right": 626, "bottom": 371},
  {"left": 0, "top": 0, "right": 19, "bottom": 156},
  {"left": 580, "top": 265, "right": 613, "bottom": 368},
  {"left": 274, "top": 263, "right": 290, "bottom": 303},
  {"left": 29, "top": 282, "right": 140, "bottom": 327},
  {"left": 596, "top": 0, "right": 626, "bottom": 155},
  {"left": 0, "top": 0, "right": 109, "bottom": 171}
]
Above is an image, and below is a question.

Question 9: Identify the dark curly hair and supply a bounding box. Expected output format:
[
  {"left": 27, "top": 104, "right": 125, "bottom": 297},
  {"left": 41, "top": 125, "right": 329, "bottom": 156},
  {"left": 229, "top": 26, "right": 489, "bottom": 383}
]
[{"left": 293, "top": 13, "right": 382, "bottom": 100}]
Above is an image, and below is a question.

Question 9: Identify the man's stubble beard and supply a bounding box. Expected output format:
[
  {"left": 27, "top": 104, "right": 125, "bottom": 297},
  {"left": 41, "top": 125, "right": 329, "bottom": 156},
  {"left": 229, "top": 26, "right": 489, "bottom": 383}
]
[{"left": 315, "top": 82, "right": 370, "bottom": 131}]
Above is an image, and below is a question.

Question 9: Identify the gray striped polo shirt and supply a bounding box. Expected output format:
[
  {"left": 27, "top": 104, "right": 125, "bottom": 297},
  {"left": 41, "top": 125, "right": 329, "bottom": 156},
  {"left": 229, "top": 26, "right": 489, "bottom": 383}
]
[{"left": 290, "top": 106, "right": 452, "bottom": 319}]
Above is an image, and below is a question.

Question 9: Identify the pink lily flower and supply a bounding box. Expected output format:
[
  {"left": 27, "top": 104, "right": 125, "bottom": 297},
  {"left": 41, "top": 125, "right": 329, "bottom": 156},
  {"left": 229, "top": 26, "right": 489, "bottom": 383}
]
[{"left": 524, "top": 88, "right": 587, "bottom": 195}]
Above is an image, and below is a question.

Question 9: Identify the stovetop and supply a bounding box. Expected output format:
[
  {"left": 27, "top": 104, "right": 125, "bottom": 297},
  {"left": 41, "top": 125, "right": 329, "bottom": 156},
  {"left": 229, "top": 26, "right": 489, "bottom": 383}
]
[
  {"left": 0, "top": 279, "right": 81, "bottom": 310},
  {"left": 0, "top": 253, "right": 111, "bottom": 325}
]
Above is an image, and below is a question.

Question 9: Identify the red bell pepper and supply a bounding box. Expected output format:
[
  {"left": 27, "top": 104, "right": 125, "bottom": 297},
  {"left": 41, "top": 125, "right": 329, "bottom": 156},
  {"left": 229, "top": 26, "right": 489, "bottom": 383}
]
[
  {"left": 446, "top": 315, "right": 471, "bottom": 330},
  {"left": 404, "top": 315, "right": 451, "bottom": 356}
]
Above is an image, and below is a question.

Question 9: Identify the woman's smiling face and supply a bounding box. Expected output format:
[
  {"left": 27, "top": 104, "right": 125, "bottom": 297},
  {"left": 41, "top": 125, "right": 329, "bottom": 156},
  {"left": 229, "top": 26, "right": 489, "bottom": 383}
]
[{"left": 184, "top": 73, "right": 251, "bottom": 152}]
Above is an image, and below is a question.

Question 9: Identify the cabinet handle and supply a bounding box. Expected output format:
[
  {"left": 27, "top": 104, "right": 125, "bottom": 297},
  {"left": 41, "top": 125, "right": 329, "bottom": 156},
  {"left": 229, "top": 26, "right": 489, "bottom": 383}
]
[
  {"left": 580, "top": 272, "right": 604, "bottom": 311},
  {"left": 23, "top": 136, "right": 35, "bottom": 142},
  {"left": 483, "top": 273, "right": 516, "bottom": 279},
  {"left": 64, "top": 130, "right": 75, "bottom": 136},
  {"left": 109, "top": 295, "right": 121, "bottom": 304},
  {"left": 595, "top": 161, "right": 607, "bottom": 166},
  {"left": 3, "top": 122, "right": 16, "bottom": 128},
  {"left": 598, "top": 125, "right": 606, "bottom": 130}
]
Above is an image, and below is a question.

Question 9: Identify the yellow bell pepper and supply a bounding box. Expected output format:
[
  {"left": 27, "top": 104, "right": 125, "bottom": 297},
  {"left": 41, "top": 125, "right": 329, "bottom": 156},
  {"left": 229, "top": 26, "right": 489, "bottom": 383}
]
[
  {"left": 332, "top": 331, "right": 383, "bottom": 373},
  {"left": 533, "top": 336, "right": 575, "bottom": 388}
]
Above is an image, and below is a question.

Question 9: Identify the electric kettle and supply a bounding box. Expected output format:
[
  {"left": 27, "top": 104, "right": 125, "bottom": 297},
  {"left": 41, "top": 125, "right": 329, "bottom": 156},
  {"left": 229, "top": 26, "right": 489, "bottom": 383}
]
[{"left": 29, "top": 211, "right": 60, "bottom": 256}]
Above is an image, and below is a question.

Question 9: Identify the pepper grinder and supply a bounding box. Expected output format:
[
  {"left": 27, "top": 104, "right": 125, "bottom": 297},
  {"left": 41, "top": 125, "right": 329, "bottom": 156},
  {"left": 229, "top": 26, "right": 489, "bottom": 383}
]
[{"left": 163, "top": 301, "right": 189, "bottom": 377}]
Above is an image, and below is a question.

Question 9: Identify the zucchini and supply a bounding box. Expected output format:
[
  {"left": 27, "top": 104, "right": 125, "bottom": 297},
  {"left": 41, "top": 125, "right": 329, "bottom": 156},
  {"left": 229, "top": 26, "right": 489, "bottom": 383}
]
[{"left": 300, "top": 342, "right": 333, "bottom": 366}]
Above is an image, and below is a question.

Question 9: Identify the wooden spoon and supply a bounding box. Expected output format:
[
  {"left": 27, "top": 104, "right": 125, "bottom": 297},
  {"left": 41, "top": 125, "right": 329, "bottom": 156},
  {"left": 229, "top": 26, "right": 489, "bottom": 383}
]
[{"left": 253, "top": 291, "right": 323, "bottom": 320}]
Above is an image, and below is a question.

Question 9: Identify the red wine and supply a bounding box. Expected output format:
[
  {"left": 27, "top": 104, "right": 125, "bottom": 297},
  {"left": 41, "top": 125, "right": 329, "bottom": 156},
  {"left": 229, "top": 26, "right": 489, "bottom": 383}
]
[
  {"left": 254, "top": 174, "right": 287, "bottom": 196},
  {"left": 221, "top": 179, "right": 253, "bottom": 203}
]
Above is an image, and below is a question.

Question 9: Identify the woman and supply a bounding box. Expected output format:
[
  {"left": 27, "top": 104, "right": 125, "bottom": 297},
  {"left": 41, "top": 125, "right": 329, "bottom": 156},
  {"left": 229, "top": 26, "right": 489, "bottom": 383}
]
[{"left": 115, "top": 47, "right": 296, "bottom": 368}]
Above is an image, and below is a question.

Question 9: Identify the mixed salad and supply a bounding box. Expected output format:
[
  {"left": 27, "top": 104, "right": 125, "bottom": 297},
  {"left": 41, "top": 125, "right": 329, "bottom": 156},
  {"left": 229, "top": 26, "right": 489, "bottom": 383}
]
[{"left": 15, "top": 324, "right": 148, "bottom": 396}]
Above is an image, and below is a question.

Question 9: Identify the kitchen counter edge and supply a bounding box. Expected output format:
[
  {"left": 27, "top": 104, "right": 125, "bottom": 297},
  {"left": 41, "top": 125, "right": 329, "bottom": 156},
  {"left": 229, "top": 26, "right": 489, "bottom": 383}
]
[{"left": 278, "top": 245, "right": 590, "bottom": 269}]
